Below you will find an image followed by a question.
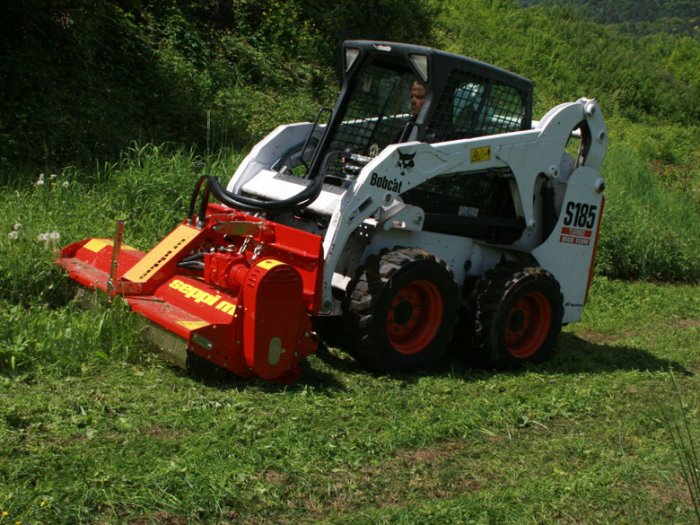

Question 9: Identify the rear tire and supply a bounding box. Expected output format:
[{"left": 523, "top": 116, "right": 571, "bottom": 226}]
[
  {"left": 343, "top": 248, "right": 459, "bottom": 372},
  {"left": 467, "top": 264, "right": 563, "bottom": 368}
]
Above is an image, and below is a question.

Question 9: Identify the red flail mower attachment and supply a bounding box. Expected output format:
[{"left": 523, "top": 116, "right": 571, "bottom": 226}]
[{"left": 57, "top": 204, "right": 323, "bottom": 383}]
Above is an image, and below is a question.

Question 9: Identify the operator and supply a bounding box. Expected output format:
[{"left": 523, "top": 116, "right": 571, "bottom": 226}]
[
  {"left": 393, "top": 80, "right": 428, "bottom": 144},
  {"left": 410, "top": 80, "right": 427, "bottom": 117}
]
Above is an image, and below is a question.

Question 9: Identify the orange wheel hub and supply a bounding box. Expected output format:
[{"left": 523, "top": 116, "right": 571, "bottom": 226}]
[
  {"left": 386, "top": 280, "right": 443, "bottom": 355},
  {"left": 505, "top": 291, "right": 552, "bottom": 358}
]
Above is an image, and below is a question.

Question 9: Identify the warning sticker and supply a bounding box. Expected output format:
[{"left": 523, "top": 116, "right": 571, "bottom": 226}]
[
  {"left": 559, "top": 226, "right": 592, "bottom": 246},
  {"left": 470, "top": 146, "right": 491, "bottom": 163}
]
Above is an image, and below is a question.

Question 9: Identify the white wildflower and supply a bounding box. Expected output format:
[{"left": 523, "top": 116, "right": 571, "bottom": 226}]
[
  {"left": 8, "top": 231, "right": 19, "bottom": 240},
  {"left": 37, "top": 233, "right": 49, "bottom": 242},
  {"left": 35, "top": 179, "right": 45, "bottom": 186},
  {"left": 38, "top": 173, "right": 45, "bottom": 180},
  {"left": 49, "top": 231, "right": 60, "bottom": 242},
  {"left": 50, "top": 173, "right": 58, "bottom": 180},
  {"left": 62, "top": 181, "right": 70, "bottom": 189},
  {"left": 13, "top": 223, "right": 21, "bottom": 231}
]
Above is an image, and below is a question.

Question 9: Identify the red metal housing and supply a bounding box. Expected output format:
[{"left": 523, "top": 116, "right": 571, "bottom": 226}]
[{"left": 57, "top": 204, "right": 323, "bottom": 382}]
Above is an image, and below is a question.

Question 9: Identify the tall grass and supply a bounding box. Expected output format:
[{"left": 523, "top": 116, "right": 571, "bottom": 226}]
[
  {"left": 597, "top": 143, "right": 700, "bottom": 282},
  {"left": 664, "top": 369, "right": 700, "bottom": 522},
  {"left": 0, "top": 139, "right": 697, "bottom": 321},
  {"left": 0, "top": 144, "right": 243, "bottom": 378}
]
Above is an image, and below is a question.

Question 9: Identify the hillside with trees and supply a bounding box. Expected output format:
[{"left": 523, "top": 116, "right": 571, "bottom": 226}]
[
  {"left": 2, "top": 1, "right": 700, "bottom": 171},
  {"left": 521, "top": 0, "right": 700, "bottom": 36}
]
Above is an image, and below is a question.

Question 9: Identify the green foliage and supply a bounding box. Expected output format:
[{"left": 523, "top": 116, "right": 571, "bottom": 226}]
[
  {"left": 437, "top": 1, "right": 700, "bottom": 124},
  {"left": 596, "top": 143, "right": 700, "bottom": 282},
  {"left": 521, "top": 0, "right": 700, "bottom": 27},
  {"left": 0, "top": 0, "right": 438, "bottom": 174},
  {"left": 0, "top": 299, "right": 145, "bottom": 377}
]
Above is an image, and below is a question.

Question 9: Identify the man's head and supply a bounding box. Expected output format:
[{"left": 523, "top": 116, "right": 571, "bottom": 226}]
[{"left": 410, "top": 81, "right": 427, "bottom": 116}]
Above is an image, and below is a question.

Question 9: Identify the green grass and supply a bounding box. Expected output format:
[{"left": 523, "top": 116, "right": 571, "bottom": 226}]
[
  {"left": 0, "top": 278, "right": 699, "bottom": 523},
  {"left": 596, "top": 141, "right": 700, "bottom": 282},
  {"left": 1, "top": 145, "right": 699, "bottom": 523}
]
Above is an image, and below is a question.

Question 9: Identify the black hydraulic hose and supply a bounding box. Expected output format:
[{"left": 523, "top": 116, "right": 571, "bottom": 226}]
[
  {"left": 180, "top": 252, "right": 205, "bottom": 263},
  {"left": 188, "top": 174, "right": 209, "bottom": 221},
  {"left": 197, "top": 179, "right": 211, "bottom": 226}
]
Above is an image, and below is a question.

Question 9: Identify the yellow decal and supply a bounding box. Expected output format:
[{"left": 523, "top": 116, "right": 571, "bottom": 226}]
[
  {"left": 470, "top": 146, "right": 491, "bottom": 163},
  {"left": 257, "top": 259, "right": 285, "bottom": 270},
  {"left": 216, "top": 300, "right": 236, "bottom": 315},
  {"left": 83, "top": 238, "right": 137, "bottom": 253},
  {"left": 178, "top": 321, "right": 210, "bottom": 330},
  {"left": 123, "top": 224, "right": 200, "bottom": 283},
  {"left": 168, "top": 279, "right": 236, "bottom": 317},
  {"left": 169, "top": 279, "right": 221, "bottom": 306}
]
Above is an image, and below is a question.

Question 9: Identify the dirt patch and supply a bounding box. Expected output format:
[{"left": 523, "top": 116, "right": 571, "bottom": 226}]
[
  {"left": 574, "top": 329, "right": 626, "bottom": 345},
  {"left": 644, "top": 474, "right": 694, "bottom": 511},
  {"left": 674, "top": 319, "right": 700, "bottom": 330},
  {"left": 393, "top": 440, "right": 463, "bottom": 465},
  {"left": 262, "top": 469, "right": 289, "bottom": 484}
]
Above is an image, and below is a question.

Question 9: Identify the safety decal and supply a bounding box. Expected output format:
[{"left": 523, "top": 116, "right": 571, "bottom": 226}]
[
  {"left": 560, "top": 201, "right": 598, "bottom": 246},
  {"left": 470, "top": 146, "right": 491, "bottom": 163},
  {"left": 257, "top": 259, "right": 285, "bottom": 270}
]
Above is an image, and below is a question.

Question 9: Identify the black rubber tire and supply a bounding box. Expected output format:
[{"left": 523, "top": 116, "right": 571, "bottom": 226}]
[
  {"left": 343, "top": 248, "right": 459, "bottom": 372},
  {"left": 466, "top": 263, "right": 563, "bottom": 368}
]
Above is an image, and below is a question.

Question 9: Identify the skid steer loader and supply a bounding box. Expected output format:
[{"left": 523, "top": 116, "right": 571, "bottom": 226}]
[{"left": 57, "top": 41, "right": 607, "bottom": 382}]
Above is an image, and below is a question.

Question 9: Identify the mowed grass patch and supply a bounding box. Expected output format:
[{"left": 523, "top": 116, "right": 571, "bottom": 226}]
[{"left": 1, "top": 277, "right": 699, "bottom": 523}]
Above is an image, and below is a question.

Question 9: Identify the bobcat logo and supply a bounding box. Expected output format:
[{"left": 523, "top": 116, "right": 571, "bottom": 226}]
[{"left": 396, "top": 150, "right": 416, "bottom": 176}]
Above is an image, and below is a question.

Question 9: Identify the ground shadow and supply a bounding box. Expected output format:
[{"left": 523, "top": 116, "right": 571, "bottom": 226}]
[
  {"left": 175, "top": 327, "right": 691, "bottom": 391},
  {"left": 178, "top": 346, "right": 349, "bottom": 393},
  {"left": 312, "top": 329, "right": 692, "bottom": 386}
]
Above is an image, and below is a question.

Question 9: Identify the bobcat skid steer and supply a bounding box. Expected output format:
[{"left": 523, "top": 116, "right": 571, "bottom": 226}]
[{"left": 57, "top": 41, "right": 607, "bottom": 382}]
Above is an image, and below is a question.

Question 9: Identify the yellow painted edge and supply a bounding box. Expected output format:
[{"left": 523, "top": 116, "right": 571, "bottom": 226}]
[
  {"left": 178, "top": 321, "right": 210, "bottom": 330},
  {"left": 257, "top": 259, "right": 285, "bottom": 270},
  {"left": 83, "top": 238, "right": 137, "bottom": 253}
]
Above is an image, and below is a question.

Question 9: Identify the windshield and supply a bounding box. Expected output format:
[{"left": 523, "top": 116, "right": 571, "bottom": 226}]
[{"left": 328, "top": 63, "right": 418, "bottom": 157}]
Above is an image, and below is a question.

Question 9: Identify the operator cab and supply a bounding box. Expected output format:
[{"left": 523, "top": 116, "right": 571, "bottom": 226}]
[
  {"left": 323, "top": 40, "right": 533, "bottom": 159},
  {"left": 221, "top": 40, "right": 534, "bottom": 230},
  {"left": 293, "top": 40, "right": 533, "bottom": 189},
  {"left": 312, "top": 41, "right": 534, "bottom": 244}
]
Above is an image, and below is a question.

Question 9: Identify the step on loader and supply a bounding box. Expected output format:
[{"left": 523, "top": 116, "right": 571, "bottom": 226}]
[{"left": 58, "top": 40, "right": 607, "bottom": 382}]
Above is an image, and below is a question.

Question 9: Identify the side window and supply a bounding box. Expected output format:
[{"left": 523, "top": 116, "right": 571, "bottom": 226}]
[
  {"left": 452, "top": 82, "right": 485, "bottom": 132},
  {"left": 427, "top": 70, "right": 487, "bottom": 142},
  {"left": 474, "top": 84, "right": 524, "bottom": 135},
  {"left": 426, "top": 70, "right": 526, "bottom": 141}
]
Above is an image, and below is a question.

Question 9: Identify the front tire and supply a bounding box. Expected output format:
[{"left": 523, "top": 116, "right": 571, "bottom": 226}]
[
  {"left": 468, "top": 264, "right": 563, "bottom": 368},
  {"left": 343, "top": 248, "right": 459, "bottom": 372}
]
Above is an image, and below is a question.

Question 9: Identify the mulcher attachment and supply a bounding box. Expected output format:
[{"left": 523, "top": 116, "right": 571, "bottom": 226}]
[{"left": 57, "top": 204, "right": 323, "bottom": 382}]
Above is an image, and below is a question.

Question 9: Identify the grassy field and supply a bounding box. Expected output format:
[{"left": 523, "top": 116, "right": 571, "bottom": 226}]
[
  {"left": 1, "top": 279, "right": 699, "bottom": 524},
  {"left": 1, "top": 145, "right": 699, "bottom": 523}
]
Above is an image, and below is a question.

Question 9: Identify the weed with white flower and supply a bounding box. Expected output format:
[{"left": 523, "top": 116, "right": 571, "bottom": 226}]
[{"left": 37, "top": 231, "right": 61, "bottom": 249}]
